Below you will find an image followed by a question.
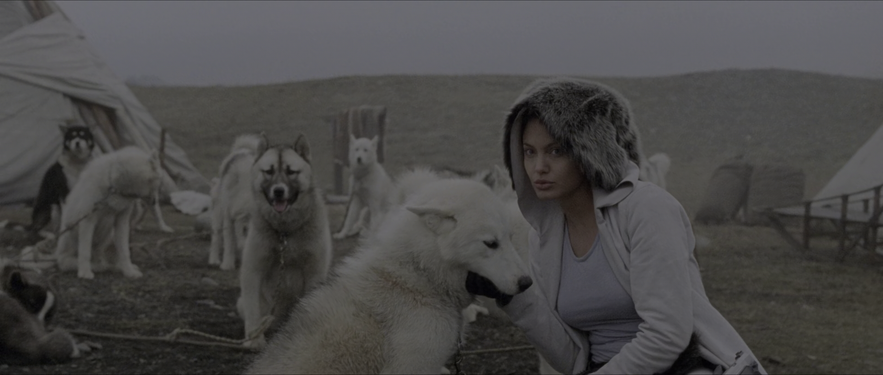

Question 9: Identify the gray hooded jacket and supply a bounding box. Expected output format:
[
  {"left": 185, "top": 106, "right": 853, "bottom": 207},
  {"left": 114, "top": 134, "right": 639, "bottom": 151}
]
[{"left": 500, "top": 77, "right": 765, "bottom": 375}]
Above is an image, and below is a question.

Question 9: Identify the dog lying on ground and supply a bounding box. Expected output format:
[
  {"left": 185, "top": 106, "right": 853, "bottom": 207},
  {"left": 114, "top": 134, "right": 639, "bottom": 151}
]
[
  {"left": 246, "top": 178, "right": 532, "bottom": 374},
  {"left": 333, "top": 134, "right": 394, "bottom": 239},
  {"left": 208, "top": 134, "right": 262, "bottom": 270},
  {"left": 0, "top": 264, "right": 80, "bottom": 365},
  {"left": 236, "top": 133, "right": 333, "bottom": 348},
  {"left": 54, "top": 146, "right": 162, "bottom": 279}
]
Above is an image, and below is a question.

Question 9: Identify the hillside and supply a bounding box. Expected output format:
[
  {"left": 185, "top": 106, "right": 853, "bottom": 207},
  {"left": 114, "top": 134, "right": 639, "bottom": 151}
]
[{"left": 130, "top": 69, "right": 883, "bottom": 214}]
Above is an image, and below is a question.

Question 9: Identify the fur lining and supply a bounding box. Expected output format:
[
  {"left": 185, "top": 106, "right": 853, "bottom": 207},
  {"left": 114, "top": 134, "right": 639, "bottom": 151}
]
[{"left": 503, "top": 77, "right": 642, "bottom": 191}]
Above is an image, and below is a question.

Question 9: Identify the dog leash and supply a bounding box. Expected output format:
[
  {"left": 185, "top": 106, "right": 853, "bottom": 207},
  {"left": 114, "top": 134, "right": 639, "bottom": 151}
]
[{"left": 453, "top": 336, "right": 465, "bottom": 375}]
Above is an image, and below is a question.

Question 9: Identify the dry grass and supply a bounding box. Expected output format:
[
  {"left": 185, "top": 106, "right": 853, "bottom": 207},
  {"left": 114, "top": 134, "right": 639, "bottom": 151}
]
[{"left": 2, "top": 69, "right": 883, "bottom": 374}]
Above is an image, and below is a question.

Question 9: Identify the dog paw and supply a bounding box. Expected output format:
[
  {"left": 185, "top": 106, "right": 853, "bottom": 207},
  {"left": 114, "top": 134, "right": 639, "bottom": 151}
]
[
  {"left": 219, "top": 261, "right": 236, "bottom": 271},
  {"left": 77, "top": 269, "right": 95, "bottom": 279},
  {"left": 76, "top": 341, "right": 102, "bottom": 354},
  {"left": 160, "top": 225, "right": 175, "bottom": 233},
  {"left": 332, "top": 232, "right": 346, "bottom": 240},
  {"left": 122, "top": 266, "right": 143, "bottom": 278}
]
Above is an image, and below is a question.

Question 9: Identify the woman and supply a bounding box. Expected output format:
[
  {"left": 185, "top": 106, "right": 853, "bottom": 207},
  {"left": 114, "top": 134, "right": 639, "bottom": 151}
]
[{"left": 471, "top": 77, "right": 765, "bottom": 374}]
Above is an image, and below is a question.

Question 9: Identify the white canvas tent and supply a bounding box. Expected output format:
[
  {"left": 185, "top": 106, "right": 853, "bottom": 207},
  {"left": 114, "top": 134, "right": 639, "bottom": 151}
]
[
  {"left": 0, "top": 0, "right": 210, "bottom": 205},
  {"left": 765, "top": 120, "right": 883, "bottom": 259},
  {"left": 812, "top": 122, "right": 883, "bottom": 206}
]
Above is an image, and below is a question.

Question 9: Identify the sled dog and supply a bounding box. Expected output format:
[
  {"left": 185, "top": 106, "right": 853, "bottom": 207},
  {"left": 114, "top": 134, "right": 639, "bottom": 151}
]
[
  {"left": 208, "top": 134, "right": 262, "bottom": 270},
  {"left": 236, "top": 133, "right": 333, "bottom": 347},
  {"left": 54, "top": 146, "right": 162, "bottom": 279},
  {"left": 246, "top": 178, "right": 532, "bottom": 374},
  {"left": 640, "top": 152, "right": 672, "bottom": 191},
  {"left": 28, "top": 124, "right": 95, "bottom": 239},
  {"left": 0, "top": 264, "right": 80, "bottom": 365},
  {"left": 333, "top": 134, "right": 394, "bottom": 239}
]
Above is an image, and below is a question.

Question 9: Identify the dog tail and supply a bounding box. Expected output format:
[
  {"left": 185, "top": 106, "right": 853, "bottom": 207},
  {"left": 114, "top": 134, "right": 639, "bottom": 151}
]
[{"left": 231, "top": 133, "right": 264, "bottom": 153}]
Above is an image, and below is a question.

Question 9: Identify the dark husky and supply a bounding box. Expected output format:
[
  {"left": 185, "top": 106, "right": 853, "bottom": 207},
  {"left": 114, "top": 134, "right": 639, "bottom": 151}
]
[
  {"left": 0, "top": 264, "right": 79, "bottom": 365},
  {"left": 28, "top": 124, "right": 95, "bottom": 239}
]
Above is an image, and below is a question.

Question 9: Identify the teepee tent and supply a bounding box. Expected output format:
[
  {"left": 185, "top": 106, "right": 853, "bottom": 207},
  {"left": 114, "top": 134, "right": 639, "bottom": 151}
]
[
  {"left": 812, "top": 122, "right": 883, "bottom": 206},
  {"left": 0, "top": 0, "right": 210, "bottom": 205}
]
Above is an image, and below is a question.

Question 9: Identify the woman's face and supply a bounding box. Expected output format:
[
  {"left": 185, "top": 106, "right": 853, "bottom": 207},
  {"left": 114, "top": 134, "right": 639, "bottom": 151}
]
[{"left": 522, "top": 118, "right": 587, "bottom": 201}]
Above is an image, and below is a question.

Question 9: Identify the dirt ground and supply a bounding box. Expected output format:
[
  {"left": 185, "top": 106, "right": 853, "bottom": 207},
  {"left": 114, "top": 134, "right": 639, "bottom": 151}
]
[
  {"left": 2, "top": 200, "right": 883, "bottom": 375},
  {"left": 0, "top": 203, "right": 541, "bottom": 375}
]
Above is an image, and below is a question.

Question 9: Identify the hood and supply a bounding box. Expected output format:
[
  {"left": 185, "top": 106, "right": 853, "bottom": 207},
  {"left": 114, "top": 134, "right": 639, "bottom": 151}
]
[{"left": 502, "top": 77, "right": 643, "bottom": 229}]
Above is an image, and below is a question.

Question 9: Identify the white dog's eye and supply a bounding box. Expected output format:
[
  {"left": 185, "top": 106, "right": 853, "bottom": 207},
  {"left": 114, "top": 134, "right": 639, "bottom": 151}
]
[
  {"left": 483, "top": 240, "right": 499, "bottom": 249},
  {"left": 285, "top": 167, "right": 299, "bottom": 176},
  {"left": 263, "top": 167, "right": 274, "bottom": 176}
]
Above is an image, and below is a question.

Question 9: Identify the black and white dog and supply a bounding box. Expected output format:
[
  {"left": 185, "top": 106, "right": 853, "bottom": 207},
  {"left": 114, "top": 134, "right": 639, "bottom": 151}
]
[
  {"left": 28, "top": 124, "right": 95, "bottom": 239},
  {"left": 0, "top": 264, "right": 80, "bottom": 365}
]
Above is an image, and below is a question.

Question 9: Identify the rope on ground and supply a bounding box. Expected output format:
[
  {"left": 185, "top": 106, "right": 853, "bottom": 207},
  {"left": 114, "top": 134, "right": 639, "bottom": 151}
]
[
  {"left": 155, "top": 232, "right": 205, "bottom": 251},
  {"left": 68, "top": 315, "right": 275, "bottom": 352},
  {"left": 459, "top": 345, "right": 535, "bottom": 356}
]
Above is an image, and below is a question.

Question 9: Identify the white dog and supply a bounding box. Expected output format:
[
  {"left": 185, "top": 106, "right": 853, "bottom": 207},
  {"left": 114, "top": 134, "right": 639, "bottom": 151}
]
[
  {"left": 208, "top": 134, "right": 262, "bottom": 270},
  {"left": 54, "top": 146, "right": 161, "bottom": 279},
  {"left": 640, "top": 152, "right": 672, "bottom": 190},
  {"left": 333, "top": 134, "right": 394, "bottom": 239},
  {"left": 246, "top": 178, "right": 533, "bottom": 374},
  {"left": 236, "top": 133, "right": 333, "bottom": 348}
]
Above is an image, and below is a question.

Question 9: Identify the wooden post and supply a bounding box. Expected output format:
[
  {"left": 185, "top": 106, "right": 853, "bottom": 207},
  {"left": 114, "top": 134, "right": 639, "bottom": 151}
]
[
  {"left": 803, "top": 201, "right": 812, "bottom": 249},
  {"left": 839, "top": 195, "right": 849, "bottom": 256},
  {"left": 159, "top": 128, "right": 167, "bottom": 171},
  {"left": 873, "top": 186, "right": 881, "bottom": 249}
]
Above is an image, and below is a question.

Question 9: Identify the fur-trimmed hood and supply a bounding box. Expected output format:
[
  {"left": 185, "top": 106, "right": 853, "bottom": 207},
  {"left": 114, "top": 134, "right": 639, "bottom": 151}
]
[{"left": 502, "top": 77, "right": 643, "bottom": 192}]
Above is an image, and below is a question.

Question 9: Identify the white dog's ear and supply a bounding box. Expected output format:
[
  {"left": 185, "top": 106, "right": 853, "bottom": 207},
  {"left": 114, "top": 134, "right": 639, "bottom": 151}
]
[
  {"left": 256, "top": 132, "right": 269, "bottom": 157},
  {"left": 294, "top": 133, "right": 311, "bottom": 162},
  {"left": 350, "top": 132, "right": 357, "bottom": 145},
  {"left": 407, "top": 206, "right": 456, "bottom": 235},
  {"left": 370, "top": 135, "right": 379, "bottom": 148}
]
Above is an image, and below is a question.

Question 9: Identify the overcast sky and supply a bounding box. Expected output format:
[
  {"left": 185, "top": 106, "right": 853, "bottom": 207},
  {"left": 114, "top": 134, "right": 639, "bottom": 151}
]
[{"left": 55, "top": 1, "right": 883, "bottom": 86}]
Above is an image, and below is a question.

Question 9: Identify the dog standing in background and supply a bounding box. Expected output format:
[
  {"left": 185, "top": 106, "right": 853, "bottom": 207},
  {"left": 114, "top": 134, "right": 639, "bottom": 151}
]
[
  {"left": 208, "top": 133, "right": 262, "bottom": 270},
  {"left": 333, "top": 134, "right": 394, "bottom": 239},
  {"left": 28, "top": 124, "right": 95, "bottom": 240},
  {"left": 54, "top": 146, "right": 162, "bottom": 279}
]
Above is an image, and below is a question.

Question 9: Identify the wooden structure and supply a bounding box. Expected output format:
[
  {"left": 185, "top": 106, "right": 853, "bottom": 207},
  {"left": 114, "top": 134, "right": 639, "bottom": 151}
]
[
  {"left": 328, "top": 105, "right": 387, "bottom": 198},
  {"left": 762, "top": 184, "right": 883, "bottom": 261}
]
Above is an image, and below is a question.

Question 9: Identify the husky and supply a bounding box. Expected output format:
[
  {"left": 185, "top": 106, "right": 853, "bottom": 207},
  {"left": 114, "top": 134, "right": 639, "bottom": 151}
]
[
  {"left": 246, "top": 178, "right": 532, "bottom": 374},
  {"left": 208, "top": 134, "right": 262, "bottom": 270},
  {"left": 236, "top": 133, "right": 333, "bottom": 348},
  {"left": 0, "top": 264, "right": 80, "bottom": 365},
  {"left": 54, "top": 146, "right": 162, "bottom": 279},
  {"left": 27, "top": 124, "right": 95, "bottom": 240},
  {"left": 640, "top": 152, "right": 672, "bottom": 191},
  {"left": 332, "top": 134, "right": 394, "bottom": 239}
]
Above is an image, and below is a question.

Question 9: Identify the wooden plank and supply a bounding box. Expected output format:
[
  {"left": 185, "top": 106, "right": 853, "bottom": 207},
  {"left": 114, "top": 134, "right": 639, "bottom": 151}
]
[
  {"left": 872, "top": 186, "right": 881, "bottom": 249},
  {"left": 803, "top": 202, "right": 811, "bottom": 249},
  {"left": 839, "top": 195, "right": 848, "bottom": 256},
  {"left": 764, "top": 210, "right": 808, "bottom": 253},
  {"left": 774, "top": 205, "right": 876, "bottom": 223},
  {"left": 25, "top": 0, "right": 54, "bottom": 20},
  {"left": 90, "top": 104, "right": 122, "bottom": 150}
]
